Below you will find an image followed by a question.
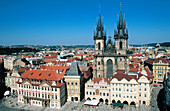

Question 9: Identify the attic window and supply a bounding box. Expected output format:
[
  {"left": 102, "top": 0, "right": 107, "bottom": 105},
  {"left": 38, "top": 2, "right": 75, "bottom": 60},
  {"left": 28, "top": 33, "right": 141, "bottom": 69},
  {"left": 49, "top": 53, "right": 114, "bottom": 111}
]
[
  {"left": 39, "top": 73, "right": 42, "bottom": 76},
  {"left": 48, "top": 73, "right": 51, "bottom": 76},
  {"left": 30, "top": 73, "right": 33, "bottom": 75}
]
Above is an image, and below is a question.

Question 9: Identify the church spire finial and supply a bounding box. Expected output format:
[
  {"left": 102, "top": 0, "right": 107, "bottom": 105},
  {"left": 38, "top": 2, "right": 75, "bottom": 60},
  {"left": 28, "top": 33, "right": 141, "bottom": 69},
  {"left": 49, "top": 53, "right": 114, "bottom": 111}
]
[
  {"left": 99, "top": 4, "right": 100, "bottom": 14},
  {"left": 120, "top": 2, "right": 122, "bottom": 11},
  {"left": 98, "top": 4, "right": 101, "bottom": 26}
]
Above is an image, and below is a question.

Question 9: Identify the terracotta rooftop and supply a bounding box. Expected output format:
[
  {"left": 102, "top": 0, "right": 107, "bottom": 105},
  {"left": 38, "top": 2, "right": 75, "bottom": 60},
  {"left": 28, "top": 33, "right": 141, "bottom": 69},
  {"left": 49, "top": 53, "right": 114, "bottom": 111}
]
[
  {"left": 20, "top": 70, "right": 64, "bottom": 81},
  {"left": 40, "top": 65, "right": 70, "bottom": 74},
  {"left": 92, "top": 77, "right": 110, "bottom": 84}
]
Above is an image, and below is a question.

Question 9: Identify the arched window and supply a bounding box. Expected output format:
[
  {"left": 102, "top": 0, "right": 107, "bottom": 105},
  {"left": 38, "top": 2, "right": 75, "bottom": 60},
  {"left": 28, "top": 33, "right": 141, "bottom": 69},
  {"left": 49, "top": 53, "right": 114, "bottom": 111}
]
[
  {"left": 120, "top": 41, "right": 122, "bottom": 49},
  {"left": 98, "top": 42, "right": 101, "bottom": 50},
  {"left": 107, "top": 59, "right": 113, "bottom": 78}
]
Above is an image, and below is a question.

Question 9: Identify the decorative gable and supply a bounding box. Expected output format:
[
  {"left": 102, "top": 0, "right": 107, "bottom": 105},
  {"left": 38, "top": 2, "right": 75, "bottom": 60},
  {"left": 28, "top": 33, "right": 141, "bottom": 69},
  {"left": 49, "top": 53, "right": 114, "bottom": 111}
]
[
  {"left": 52, "top": 81, "right": 56, "bottom": 86},
  {"left": 19, "top": 78, "right": 22, "bottom": 83}
]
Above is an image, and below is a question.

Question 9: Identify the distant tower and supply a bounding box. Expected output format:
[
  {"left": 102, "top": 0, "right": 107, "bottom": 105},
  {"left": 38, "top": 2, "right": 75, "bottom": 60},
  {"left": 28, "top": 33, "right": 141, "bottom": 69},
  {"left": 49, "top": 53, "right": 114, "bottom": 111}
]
[
  {"left": 93, "top": 9, "right": 106, "bottom": 78},
  {"left": 93, "top": 4, "right": 129, "bottom": 78},
  {"left": 114, "top": 10, "right": 128, "bottom": 72}
]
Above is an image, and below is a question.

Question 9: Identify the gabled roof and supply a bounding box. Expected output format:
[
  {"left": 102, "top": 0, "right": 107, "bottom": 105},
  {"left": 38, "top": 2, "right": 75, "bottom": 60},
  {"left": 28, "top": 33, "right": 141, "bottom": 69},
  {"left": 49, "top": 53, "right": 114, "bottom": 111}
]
[
  {"left": 20, "top": 70, "right": 63, "bottom": 81},
  {"left": 40, "top": 65, "right": 70, "bottom": 74},
  {"left": 92, "top": 77, "right": 110, "bottom": 84},
  {"left": 67, "top": 62, "right": 81, "bottom": 76}
]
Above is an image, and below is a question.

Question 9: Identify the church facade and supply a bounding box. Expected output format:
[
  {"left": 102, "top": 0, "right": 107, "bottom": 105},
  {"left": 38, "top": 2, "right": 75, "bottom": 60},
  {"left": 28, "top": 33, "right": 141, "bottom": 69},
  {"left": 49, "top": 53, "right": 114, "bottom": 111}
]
[{"left": 93, "top": 11, "right": 129, "bottom": 78}]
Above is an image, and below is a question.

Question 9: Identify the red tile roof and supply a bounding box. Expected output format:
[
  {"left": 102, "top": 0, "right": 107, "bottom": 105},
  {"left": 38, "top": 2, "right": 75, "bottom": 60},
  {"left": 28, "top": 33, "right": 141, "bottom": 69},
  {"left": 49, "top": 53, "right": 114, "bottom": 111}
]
[
  {"left": 20, "top": 70, "right": 64, "bottom": 81},
  {"left": 40, "top": 66, "right": 70, "bottom": 74},
  {"left": 92, "top": 77, "right": 110, "bottom": 84},
  {"left": 145, "top": 58, "right": 170, "bottom": 65}
]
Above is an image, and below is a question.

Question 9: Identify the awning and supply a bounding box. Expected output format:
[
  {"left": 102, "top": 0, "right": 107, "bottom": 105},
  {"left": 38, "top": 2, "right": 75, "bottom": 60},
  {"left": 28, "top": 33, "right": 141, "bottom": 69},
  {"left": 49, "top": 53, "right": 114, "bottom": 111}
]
[
  {"left": 84, "top": 100, "right": 99, "bottom": 106},
  {"left": 4, "top": 91, "right": 10, "bottom": 96}
]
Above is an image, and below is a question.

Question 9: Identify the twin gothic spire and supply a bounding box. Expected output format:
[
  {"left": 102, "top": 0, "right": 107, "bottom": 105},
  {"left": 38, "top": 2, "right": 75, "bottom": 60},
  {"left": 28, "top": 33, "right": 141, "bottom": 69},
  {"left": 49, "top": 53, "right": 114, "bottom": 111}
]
[{"left": 94, "top": 5, "right": 128, "bottom": 41}]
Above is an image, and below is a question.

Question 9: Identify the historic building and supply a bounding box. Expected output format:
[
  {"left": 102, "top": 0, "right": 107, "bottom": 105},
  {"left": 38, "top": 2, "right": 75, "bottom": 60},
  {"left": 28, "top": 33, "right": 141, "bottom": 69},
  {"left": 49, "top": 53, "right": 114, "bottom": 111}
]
[
  {"left": 145, "top": 58, "right": 170, "bottom": 84},
  {"left": 93, "top": 10, "right": 128, "bottom": 78},
  {"left": 85, "top": 77, "right": 111, "bottom": 104},
  {"left": 16, "top": 70, "right": 66, "bottom": 109},
  {"left": 64, "top": 62, "right": 85, "bottom": 102},
  {"left": 85, "top": 68, "right": 153, "bottom": 107}
]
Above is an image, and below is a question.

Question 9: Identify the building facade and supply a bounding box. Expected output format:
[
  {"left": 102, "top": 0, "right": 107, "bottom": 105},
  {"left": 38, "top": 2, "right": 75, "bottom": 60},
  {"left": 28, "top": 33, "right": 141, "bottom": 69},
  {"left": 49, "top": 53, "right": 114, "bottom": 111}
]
[
  {"left": 110, "top": 73, "right": 152, "bottom": 107},
  {"left": 93, "top": 11, "right": 128, "bottom": 78},
  {"left": 85, "top": 69, "right": 153, "bottom": 107},
  {"left": 85, "top": 77, "right": 111, "bottom": 104},
  {"left": 16, "top": 70, "right": 66, "bottom": 109},
  {"left": 64, "top": 62, "right": 84, "bottom": 102},
  {"left": 145, "top": 58, "right": 170, "bottom": 84}
]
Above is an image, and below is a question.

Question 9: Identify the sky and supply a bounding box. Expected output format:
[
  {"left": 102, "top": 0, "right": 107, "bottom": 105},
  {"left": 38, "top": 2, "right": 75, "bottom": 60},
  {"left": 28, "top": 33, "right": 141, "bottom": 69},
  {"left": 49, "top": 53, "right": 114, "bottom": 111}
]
[{"left": 0, "top": 0, "right": 170, "bottom": 45}]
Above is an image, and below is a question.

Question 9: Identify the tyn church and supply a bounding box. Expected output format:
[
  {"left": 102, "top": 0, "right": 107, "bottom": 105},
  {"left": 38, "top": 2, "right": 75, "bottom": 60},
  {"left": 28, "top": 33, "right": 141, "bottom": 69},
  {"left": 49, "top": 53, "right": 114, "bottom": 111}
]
[{"left": 93, "top": 10, "right": 129, "bottom": 78}]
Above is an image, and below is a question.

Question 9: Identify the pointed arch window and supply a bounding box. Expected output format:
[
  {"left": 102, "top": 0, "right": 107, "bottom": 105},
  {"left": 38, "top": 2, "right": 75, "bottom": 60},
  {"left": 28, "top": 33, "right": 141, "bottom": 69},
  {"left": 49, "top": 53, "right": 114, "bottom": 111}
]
[
  {"left": 98, "top": 42, "right": 101, "bottom": 50},
  {"left": 120, "top": 41, "right": 123, "bottom": 49}
]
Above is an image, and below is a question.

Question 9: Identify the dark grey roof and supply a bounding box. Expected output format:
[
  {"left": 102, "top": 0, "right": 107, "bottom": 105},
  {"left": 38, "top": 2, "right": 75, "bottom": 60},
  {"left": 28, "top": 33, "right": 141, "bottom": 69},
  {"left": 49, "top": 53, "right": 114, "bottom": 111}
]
[{"left": 67, "top": 62, "right": 81, "bottom": 76}]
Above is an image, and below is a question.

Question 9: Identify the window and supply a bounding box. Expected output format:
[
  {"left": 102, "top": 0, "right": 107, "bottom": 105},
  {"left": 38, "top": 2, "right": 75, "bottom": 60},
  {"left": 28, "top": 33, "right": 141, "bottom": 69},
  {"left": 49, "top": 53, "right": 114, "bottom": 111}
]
[
  {"left": 127, "top": 89, "right": 129, "bottom": 92},
  {"left": 139, "top": 93, "right": 141, "bottom": 97},
  {"left": 71, "top": 82, "right": 73, "bottom": 85},
  {"left": 98, "top": 42, "right": 101, "bottom": 50},
  {"left": 75, "top": 82, "right": 77, "bottom": 85},
  {"left": 145, "top": 94, "right": 147, "bottom": 97},
  {"left": 86, "top": 92, "right": 88, "bottom": 95},
  {"left": 98, "top": 62, "right": 100, "bottom": 65},
  {"left": 42, "top": 87, "right": 44, "bottom": 90},
  {"left": 116, "top": 88, "right": 118, "bottom": 91},
  {"left": 119, "top": 94, "right": 121, "bottom": 97},
  {"left": 100, "top": 92, "right": 102, "bottom": 96},
  {"left": 48, "top": 95, "right": 49, "bottom": 99},
  {"left": 134, "top": 89, "right": 136, "bottom": 92},
  {"left": 103, "top": 93, "right": 105, "bottom": 96},
  {"left": 93, "top": 92, "right": 95, "bottom": 95},
  {"left": 112, "top": 88, "right": 114, "bottom": 91},
  {"left": 123, "top": 94, "right": 125, "bottom": 98},
  {"left": 130, "top": 95, "right": 132, "bottom": 98},
  {"left": 112, "top": 94, "right": 114, "bottom": 97},
  {"left": 127, "top": 84, "right": 129, "bottom": 87},
  {"left": 107, "top": 93, "right": 109, "bottom": 96},
  {"left": 55, "top": 96, "right": 57, "bottom": 99},
  {"left": 52, "top": 95, "right": 54, "bottom": 99},
  {"left": 119, "top": 41, "right": 122, "bottom": 49},
  {"left": 119, "top": 88, "right": 121, "bottom": 91},
  {"left": 116, "top": 94, "right": 118, "bottom": 97},
  {"left": 42, "top": 94, "right": 44, "bottom": 98},
  {"left": 90, "top": 92, "right": 92, "bottom": 95},
  {"left": 123, "top": 88, "right": 125, "bottom": 92},
  {"left": 68, "top": 82, "right": 69, "bottom": 85},
  {"left": 139, "top": 88, "right": 141, "bottom": 91},
  {"left": 134, "top": 95, "right": 136, "bottom": 99},
  {"left": 112, "top": 83, "right": 114, "bottom": 86},
  {"left": 130, "top": 89, "right": 132, "bottom": 92},
  {"left": 144, "top": 88, "right": 147, "bottom": 91}
]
